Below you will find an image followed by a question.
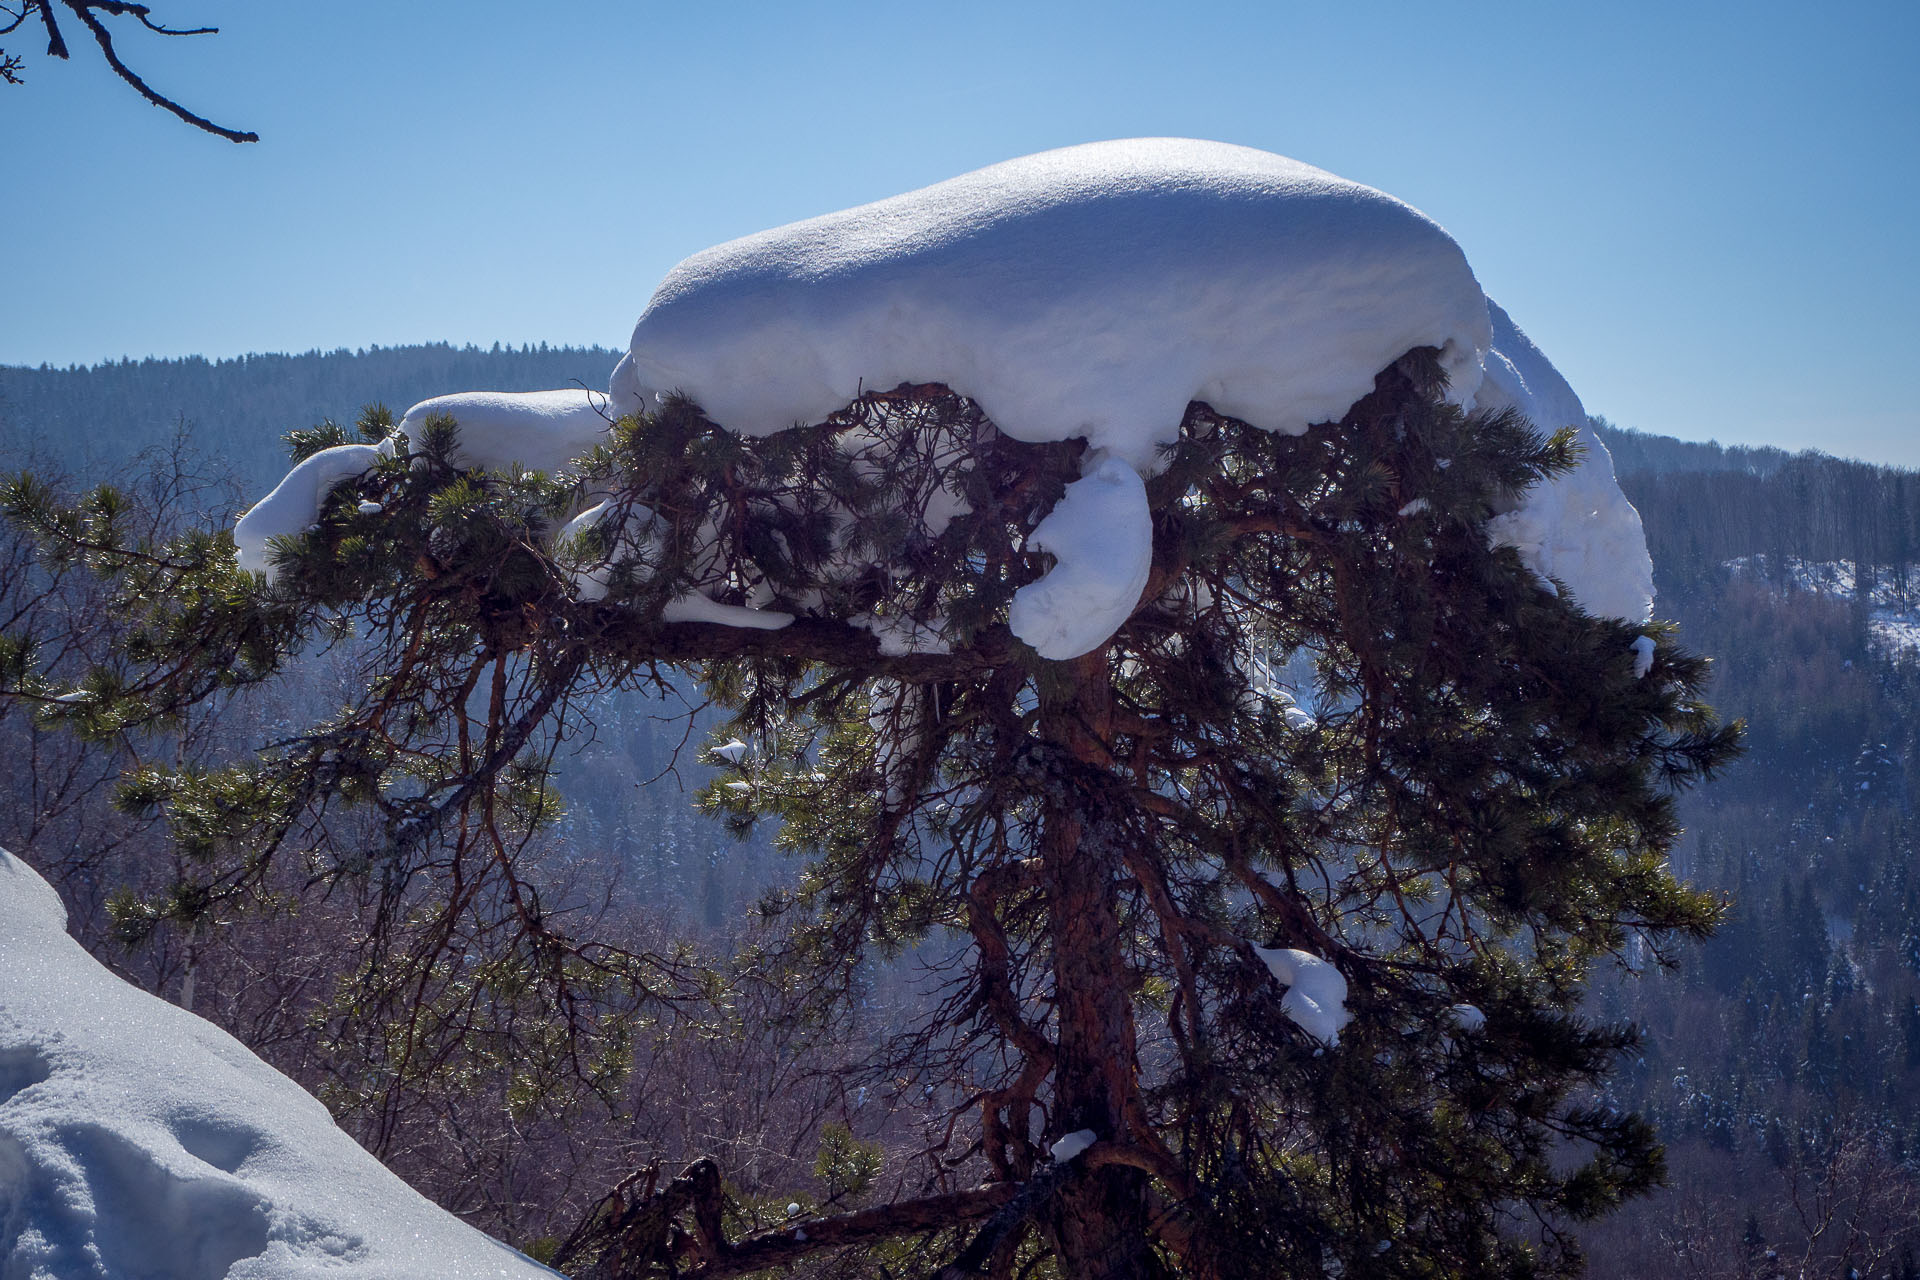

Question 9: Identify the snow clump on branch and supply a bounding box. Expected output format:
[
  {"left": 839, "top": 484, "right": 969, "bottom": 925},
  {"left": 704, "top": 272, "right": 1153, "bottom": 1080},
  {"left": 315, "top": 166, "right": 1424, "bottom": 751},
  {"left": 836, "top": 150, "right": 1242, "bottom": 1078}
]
[{"left": 1253, "top": 945, "right": 1352, "bottom": 1047}]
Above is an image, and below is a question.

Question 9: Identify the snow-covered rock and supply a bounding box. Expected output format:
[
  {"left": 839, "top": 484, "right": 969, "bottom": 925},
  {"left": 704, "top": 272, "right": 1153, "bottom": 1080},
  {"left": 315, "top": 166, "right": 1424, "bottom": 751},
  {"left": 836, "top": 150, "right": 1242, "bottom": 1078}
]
[
  {"left": 0, "top": 848, "right": 556, "bottom": 1280},
  {"left": 1253, "top": 945, "right": 1351, "bottom": 1047}
]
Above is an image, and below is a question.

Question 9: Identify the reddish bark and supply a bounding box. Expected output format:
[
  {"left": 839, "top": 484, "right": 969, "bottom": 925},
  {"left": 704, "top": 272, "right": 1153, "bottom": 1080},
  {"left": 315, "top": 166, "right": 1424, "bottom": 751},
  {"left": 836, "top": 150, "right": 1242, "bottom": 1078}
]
[{"left": 1037, "top": 651, "right": 1158, "bottom": 1279}]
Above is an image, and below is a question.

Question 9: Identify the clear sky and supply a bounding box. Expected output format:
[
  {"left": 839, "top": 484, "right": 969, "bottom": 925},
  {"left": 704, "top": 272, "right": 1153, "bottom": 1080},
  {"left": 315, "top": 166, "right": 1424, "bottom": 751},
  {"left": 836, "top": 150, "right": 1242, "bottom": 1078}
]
[{"left": 7, "top": 0, "right": 1917, "bottom": 463}]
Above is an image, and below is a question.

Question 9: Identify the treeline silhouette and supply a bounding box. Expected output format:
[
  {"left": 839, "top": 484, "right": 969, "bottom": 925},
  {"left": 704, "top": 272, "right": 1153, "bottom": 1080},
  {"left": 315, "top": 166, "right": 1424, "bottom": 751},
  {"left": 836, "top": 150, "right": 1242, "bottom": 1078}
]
[
  {"left": 0, "top": 343, "right": 621, "bottom": 490},
  {"left": 1598, "top": 420, "right": 1920, "bottom": 602}
]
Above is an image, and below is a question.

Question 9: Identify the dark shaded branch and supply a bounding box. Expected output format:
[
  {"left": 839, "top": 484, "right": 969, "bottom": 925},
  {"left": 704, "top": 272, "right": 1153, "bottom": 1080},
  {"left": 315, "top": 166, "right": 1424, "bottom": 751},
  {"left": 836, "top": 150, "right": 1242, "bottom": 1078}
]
[
  {"left": 36, "top": 0, "right": 67, "bottom": 56},
  {"left": 59, "top": 0, "right": 256, "bottom": 140},
  {"left": 559, "top": 1155, "right": 1022, "bottom": 1280},
  {"left": 87, "top": 0, "right": 217, "bottom": 35},
  {"left": 685, "top": 1184, "right": 1018, "bottom": 1279},
  {"left": 595, "top": 615, "right": 1018, "bottom": 683},
  {"left": 934, "top": 1158, "right": 1089, "bottom": 1279}
]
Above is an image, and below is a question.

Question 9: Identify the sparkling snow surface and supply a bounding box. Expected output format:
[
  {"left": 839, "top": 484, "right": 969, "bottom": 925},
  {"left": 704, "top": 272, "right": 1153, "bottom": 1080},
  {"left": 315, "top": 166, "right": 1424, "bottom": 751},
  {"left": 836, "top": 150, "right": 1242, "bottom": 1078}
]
[
  {"left": 234, "top": 138, "right": 1656, "bottom": 648},
  {"left": 0, "top": 849, "right": 556, "bottom": 1280}
]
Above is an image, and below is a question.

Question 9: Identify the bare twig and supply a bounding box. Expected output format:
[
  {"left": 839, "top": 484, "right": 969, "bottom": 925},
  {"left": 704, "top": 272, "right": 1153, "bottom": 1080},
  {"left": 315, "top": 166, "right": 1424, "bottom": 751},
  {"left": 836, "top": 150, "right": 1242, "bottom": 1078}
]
[{"left": 19, "top": 2, "right": 255, "bottom": 139}]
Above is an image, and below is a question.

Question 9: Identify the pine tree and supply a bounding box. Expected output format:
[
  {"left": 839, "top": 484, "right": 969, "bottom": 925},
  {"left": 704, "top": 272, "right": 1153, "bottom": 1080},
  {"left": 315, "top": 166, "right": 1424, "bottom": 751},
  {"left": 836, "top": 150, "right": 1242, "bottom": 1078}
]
[{"left": 3, "top": 349, "right": 1738, "bottom": 1278}]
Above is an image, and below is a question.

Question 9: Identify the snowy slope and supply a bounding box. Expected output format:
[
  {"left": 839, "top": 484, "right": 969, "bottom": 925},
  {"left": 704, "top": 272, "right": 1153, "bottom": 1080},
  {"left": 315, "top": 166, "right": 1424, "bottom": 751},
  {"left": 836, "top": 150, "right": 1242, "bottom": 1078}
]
[
  {"left": 234, "top": 138, "right": 1654, "bottom": 650},
  {"left": 0, "top": 848, "right": 557, "bottom": 1280}
]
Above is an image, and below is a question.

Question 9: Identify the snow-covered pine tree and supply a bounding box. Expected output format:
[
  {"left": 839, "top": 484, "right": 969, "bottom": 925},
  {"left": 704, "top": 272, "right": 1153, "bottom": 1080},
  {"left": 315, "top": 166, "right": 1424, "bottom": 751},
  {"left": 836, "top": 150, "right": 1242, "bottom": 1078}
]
[
  {"left": 6, "top": 352, "right": 1734, "bottom": 1279},
  {"left": 3, "top": 142, "right": 1739, "bottom": 1278}
]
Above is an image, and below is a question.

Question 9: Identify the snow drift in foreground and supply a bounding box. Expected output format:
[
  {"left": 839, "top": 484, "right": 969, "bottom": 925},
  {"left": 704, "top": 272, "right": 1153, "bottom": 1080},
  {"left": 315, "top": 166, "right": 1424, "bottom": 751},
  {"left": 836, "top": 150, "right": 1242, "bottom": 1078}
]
[
  {"left": 0, "top": 848, "right": 556, "bottom": 1280},
  {"left": 234, "top": 137, "right": 1653, "bottom": 650}
]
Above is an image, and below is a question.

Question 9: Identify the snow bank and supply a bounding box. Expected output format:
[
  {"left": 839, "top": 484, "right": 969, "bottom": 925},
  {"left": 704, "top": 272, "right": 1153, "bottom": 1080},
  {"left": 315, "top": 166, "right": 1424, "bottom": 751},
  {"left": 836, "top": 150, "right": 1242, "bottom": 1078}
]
[
  {"left": 1253, "top": 945, "right": 1350, "bottom": 1047},
  {"left": 0, "top": 848, "right": 556, "bottom": 1280},
  {"left": 1477, "top": 302, "right": 1654, "bottom": 621}
]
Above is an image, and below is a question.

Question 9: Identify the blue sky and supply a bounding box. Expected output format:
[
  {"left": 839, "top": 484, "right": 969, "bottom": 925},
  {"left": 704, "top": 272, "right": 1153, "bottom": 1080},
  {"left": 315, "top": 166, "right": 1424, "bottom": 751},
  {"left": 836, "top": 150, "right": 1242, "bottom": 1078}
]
[{"left": 7, "top": 0, "right": 1917, "bottom": 463}]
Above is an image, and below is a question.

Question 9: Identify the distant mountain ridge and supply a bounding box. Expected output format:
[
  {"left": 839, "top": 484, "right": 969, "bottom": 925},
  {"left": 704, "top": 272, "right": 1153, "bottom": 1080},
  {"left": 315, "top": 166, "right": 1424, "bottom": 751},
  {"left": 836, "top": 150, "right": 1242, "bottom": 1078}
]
[
  {"left": 0, "top": 343, "right": 621, "bottom": 489},
  {"left": 1591, "top": 417, "right": 1798, "bottom": 477}
]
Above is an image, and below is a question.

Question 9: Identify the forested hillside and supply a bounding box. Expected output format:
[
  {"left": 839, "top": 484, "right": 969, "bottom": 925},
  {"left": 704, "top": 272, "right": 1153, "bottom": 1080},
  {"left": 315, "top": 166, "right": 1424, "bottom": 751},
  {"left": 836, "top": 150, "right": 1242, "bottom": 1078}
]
[
  {"left": 1587, "top": 423, "right": 1920, "bottom": 1276},
  {"left": 0, "top": 344, "right": 620, "bottom": 490},
  {"left": 1, "top": 352, "right": 1916, "bottom": 1271}
]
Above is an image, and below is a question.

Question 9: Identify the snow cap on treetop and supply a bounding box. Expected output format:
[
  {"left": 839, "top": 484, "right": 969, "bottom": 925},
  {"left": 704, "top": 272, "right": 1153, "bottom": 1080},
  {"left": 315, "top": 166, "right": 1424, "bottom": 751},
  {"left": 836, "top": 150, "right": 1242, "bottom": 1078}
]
[
  {"left": 609, "top": 136, "right": 1651, "bottom": 628},
  {"left": 612, "top": 138, "right": 1493, "bottom": 474}
]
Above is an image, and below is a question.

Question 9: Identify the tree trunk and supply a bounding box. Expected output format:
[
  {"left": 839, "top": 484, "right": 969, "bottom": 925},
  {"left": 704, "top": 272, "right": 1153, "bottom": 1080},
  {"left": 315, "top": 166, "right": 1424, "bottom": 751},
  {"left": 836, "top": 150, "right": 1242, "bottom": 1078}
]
[{"left": 1038, "top": 652, "right": 1156, "bottom": 1279}]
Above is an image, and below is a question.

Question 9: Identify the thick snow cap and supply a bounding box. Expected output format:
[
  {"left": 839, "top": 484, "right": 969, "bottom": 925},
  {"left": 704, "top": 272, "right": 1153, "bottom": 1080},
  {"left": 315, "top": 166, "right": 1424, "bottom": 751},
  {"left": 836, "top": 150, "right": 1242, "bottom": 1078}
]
[
  {"left": 615, "top": 137, "right": 1653, "bottom": 637},
  {"left": 617, "top": 138, "right": 1492, "bottom": 474},
  {"left": 0, "top": 848, "right": 556, "bottom": 1279}
]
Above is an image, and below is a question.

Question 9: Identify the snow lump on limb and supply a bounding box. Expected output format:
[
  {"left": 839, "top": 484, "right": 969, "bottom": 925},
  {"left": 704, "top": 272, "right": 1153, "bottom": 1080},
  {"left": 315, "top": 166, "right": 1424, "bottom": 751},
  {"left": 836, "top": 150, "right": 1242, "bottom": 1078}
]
[
  {"left": 233, "top": 443, "right": 382, "bottom": 580},
  {"left": 1006, "top": 450, "right": 1153, "bottom": 660},
  {"left": 1253, "top": 945, "right": 1351, "bottom": 1048},
  {"left": 1049, "top": 1129, "right": 1098, "bottom": 1163},
  {"left": 384, "top": 387, "right": 614, "bottom": 476},
  {"left": 1478, "top": 301, "right": 1655, "bottom": 621}
]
